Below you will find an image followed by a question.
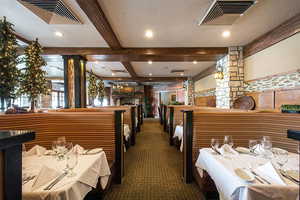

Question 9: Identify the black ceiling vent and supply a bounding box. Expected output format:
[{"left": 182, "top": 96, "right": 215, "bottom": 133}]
[
  {"left": 111, "top": 70, "right": 128, "bottom": 73},
  {"left": 199, "top": 0, "right": 254, "bottom": 25},
  {"left": 17, "top": 0, "right": 82, "bottom": 24},
  {"left": 171, "top": 70, "right": 185, "bottom": 73}
]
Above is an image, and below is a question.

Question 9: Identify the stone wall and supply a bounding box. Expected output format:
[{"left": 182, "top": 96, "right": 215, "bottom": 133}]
[
  {"left": 186, "top": 79, "right": 194, "bottom": 105},
  {"left": 245, "top": 70, "right": 300, "bottom": 92},
  {"left": 216, "top": 47, "right": 244, "bottom": 108}
]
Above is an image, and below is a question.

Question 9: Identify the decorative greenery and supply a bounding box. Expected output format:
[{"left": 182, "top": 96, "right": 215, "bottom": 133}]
[
  {"left": 88, "top": 71, "right": 98, "bottom": 106},
  {"left": 169, "top": 101, "right": 184, "bottom": 105},
  {"left": 97, "top": 79, "right": 105, "bottom": 106},
  {"left": 19, "top": 39, "right": 49, "bottom": 111},
  {"left": 281, "top": 104, "right": 300, "bottom": 113},
  {"left": 0, "top": 16, "right": 20, "bottom": 110}
]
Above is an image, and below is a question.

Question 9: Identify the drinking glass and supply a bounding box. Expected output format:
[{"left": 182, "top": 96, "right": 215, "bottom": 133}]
[
  {"left": 248, "top": 140, "right": 257, "bottom": 153},
  {"left": 261, "top": 140, "right": 272, "bottom": 158},
  {"left": 53, "top": 140, "right": 67, "bottom": 161},
  {"left": 273, "top": 150, "right": 288, "bottom": 170},
  {"left": 66, "top": 146, "right": 78, "bottom": 177},
  {"left": 262, "top": 136, "right": 271, "bottom": 142},
  {"left": 224, "top": 136, "right": 234, "bottom": 147},
  {"left": 57, "top": 136, "right": 66, "bottom": 145},
  {"left": 211, "top": 138, "right": 220, "bottom": 151}
]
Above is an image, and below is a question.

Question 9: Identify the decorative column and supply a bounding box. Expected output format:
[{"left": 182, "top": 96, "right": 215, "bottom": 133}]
[
  {"left": 63, "top": 55, "right": 87, "bottom": 108},
  {"left": 216, "top": 47, "right": 244, "bottom": 108},
  {"left": 185, "top": 79, "right": 194, "bottom": 105}
]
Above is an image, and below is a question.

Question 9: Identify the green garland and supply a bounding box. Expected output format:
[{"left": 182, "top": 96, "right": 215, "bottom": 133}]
[
  {"left": 97, "top": 79, "right": 105, "bottom": 105},
  {"left": 0, "top": 16, "right": 20, "bottom": 109},
  {"left": 19, "top": 39, "right": 49, "bottom": 111}
]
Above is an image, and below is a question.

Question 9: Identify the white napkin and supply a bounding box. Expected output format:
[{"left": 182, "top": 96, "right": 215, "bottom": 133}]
[
  {"left": 73, "top": 144, "right": 85, "bottom": 154},
  {"left": 218, "top": 144, "right": 239, "bottom": 156},
  {"left": 124, "top": 124, "right": 131, "bottom": 141},
  {"left": 31, "top": 165, "right": 60, "bottom": 191},
  {"left": 254, "top": 162, "right": 286, "bottom": 185},
  {"left": 26, "top": 145, "right": 47, "bottom": 157},
  {"left": 253, "top": 144, "right": 264, "bottom": 154}
]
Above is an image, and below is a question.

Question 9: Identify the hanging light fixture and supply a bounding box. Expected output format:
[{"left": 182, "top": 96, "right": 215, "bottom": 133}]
[{"left": 214, "top": 63, "right": 224, "bottom": 80}]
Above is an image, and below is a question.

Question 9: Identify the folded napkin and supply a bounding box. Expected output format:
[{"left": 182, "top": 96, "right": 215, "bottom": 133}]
[
  {"left": 254, "top": 162, "right": 286, "bottom": 185},
  {"left": 74, "top": 144, "right": 103, "bottom": 155},
  {"left": 218, "top": 144, "right": 239, "bottom": 156},
  {"left": 26, "top": 145, "right": 47, "bottom": 157},
  {"left": 124, "top": 124, "right": 131, "bottom": 141},
  {"left": 253, "top": 144, "right": 264, "bottom": 155},
  {"left": 31, "top": 165, "right": 60, "bottom": 191}
]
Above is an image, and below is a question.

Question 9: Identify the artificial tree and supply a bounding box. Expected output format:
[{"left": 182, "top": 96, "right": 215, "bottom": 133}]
[
  {"left": 97, "top": 79, "right": 105, "bottom": 106},
  {"left": 0, "top": 16, "right": 20, "bottom": 110},
  {"left": 87, "top": 71, "right": 98, "bottom": 106},
  {"left": 19, "top": 39, "right": 48, "bottom": 111}
]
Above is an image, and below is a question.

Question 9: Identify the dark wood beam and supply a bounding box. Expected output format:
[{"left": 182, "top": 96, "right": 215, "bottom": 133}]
[
  {"left": 192, "top": 65, "right": 216, "bottom": 81},
  {"left": 244, "top": 12, "right": 300, "bottom": 58},
  {"left": 100, "top": 77, "right": 187, "bottom": 82},
  {"left": 76, "top": 0, "right": 121, "bottom": 49},
  {"left": 14, "top": 33, "right": 31, "bottom": 45},
  {"left": 121, "top": 62, "right": 137, "bottom": 77},
  {"left": 40, "top": 47, "right": 227, "bottom": 62}
]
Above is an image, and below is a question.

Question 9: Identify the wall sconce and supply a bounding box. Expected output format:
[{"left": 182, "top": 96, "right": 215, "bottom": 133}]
[{"left": 214, "top": 64, "right": 224, "bottom": 80}]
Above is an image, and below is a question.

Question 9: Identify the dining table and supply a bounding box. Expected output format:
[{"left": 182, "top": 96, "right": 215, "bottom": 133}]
[
  {"left": 173, "top": 125, "right": 183, "bottom": 152},
  {"left": 195, "top": 148, "right": 299, "bottom": 200},
  {"left": 22, "top": 150, "right": 111, "bottom": 200}
]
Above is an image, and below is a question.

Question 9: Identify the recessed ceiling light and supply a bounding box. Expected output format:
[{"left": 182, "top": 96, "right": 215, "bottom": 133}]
[
  {"left": 254, "top": 0, "right": 258, "bottom": 4},
  {"left": 149, "top": 73, "right": 152, "bottom": 76},
  {"left": 95, "top": 61, "right": 99, "bottom": 64},
  {"left": 54, "top": 31, "right": 63, "bottom": 37},
  {"left": 193, "top": 61, "right": 197, "bottom": 64},
  {"left": 112, "top": 73, "right": 115, "bottom": 76},
  {"left": 145, "top": 30, "right": 153, "bottom": 38},
  {"left": 148, "top": 60, "right": 153, "bottom": 65},
  {"left": 222, "top": 30, "right": 231, "bottom": 38},
  {"left": 180, "top": 73, "right": 184, "bottom": 76}
]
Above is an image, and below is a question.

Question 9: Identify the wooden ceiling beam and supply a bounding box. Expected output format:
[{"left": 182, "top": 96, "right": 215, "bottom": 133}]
[
  {"left": 192, "top": 65, "right": 216, "bottom": 81},
  {"left": 14, "top": 33, "right": 31, "bottom": 45},
  {"left": 244, "top": 12, "right": 300, "bottom": 58},
  {"left": 100, "top": 77, "right": 187, "bottom": 82},
  {"left": 76, "top": 0, "right": 121, "bottom": 49},
  {"left": 121, "top": 62, "right": 137, "bottom": 77}
]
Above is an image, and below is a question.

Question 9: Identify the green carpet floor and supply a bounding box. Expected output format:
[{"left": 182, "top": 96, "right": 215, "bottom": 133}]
[{"left": 103, "top": 118, "right": 203, "bottom": 200}]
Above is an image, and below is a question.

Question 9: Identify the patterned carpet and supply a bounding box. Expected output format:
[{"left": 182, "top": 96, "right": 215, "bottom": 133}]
[{"left": 103, "top": 118, "right": 203, "bottom": 200}]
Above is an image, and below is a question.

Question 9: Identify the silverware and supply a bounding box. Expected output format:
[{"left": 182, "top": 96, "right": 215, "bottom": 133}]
[
  {"left": 44, "top": 171, "right": 68, "bottom": 190},
  {"left": 251, "top": 170, "right": 271, "bottom": 184},
  {"left": 280, "top": 170, "right": 299, "bottom": 185},
  {"left": 22, "top": 176, "right": 36, "bottom": 185},
  {"left": 84, "top": 149, "right": 91, "bottom": 155},
  {"left": 212, "top": 147, "right": 221, "bottom": 155}
]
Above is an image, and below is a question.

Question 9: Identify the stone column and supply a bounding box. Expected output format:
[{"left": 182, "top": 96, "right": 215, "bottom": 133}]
[
  {"left": 186, "top": 79, "right": 194, "bottom": 105},
  {"left": 63, "top": 55, "right": 87, "bottom": 108},
  {"left": 216, "top": 47, "right": 244, "bottom": 108}
]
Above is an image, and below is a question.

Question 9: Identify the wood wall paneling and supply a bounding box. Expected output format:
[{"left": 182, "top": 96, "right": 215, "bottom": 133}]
[
  {"left": 245, "top": 91, "right": 275, "bottom": 110},
  {"left": 275, "top": 88, "right": 300, "bottom": 109},
  {"left": 194, "top": 96, "right": 216, "bottom": 107}
]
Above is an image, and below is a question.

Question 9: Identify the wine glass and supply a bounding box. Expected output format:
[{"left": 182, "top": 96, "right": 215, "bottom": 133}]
[
  {"left": 261, "top": 140, "right": 272, "bottom": 158},
  {"left": 66, "top": 144, "right": 78, "bottom": 177},
  {"left": 211, "top": 138, "right": 220, "bottom": 153},
  {"left": 224, "top": 136, "right": 234, "bottom": 148},
  {"left": 273, "top": 150, "right": 288, "bottom": 170},
  {"left": 262, "top": 136, "right": 271, "bottom": 142},
  {"left": 249, "top": 140, "right": 257, "bottom": 153}
]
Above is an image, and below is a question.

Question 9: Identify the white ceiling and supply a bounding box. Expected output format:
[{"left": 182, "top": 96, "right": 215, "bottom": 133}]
[
  {"left": 132, "top": 62, "right": 215, "bottom": 77},
  {"left": 0, "top": 0, "right": 108, "bottom": 47},
  {"left": 99, "top": 0, "right": 300, "bottom": 47},
  {"left": 86, "top": 62, "right": 130, "bottom": 77}
]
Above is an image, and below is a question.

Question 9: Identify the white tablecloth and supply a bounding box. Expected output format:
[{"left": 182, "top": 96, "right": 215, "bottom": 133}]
[
  {"left": 22, "top": 151, "right": 111, "bottom": 200},
  {"left": 173, "top": 125, "right": 183, "bottom": 152},
  {"left": 195, "top": 148, "right": 299, "bottom": 200},
  {"left": 124, "top": 124, "right": 131, "bottom": 141}
]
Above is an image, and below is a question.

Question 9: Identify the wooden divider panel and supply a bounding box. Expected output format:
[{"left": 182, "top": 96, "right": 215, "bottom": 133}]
[
  {"left": 192, "top": 112, "right": 300, "bottom": 161},
  {"left": 0, "top": 112, "right": 116, "bottom": 162},
  {"left": 195, "top": 96, "right": 216, "bottom": 107}
]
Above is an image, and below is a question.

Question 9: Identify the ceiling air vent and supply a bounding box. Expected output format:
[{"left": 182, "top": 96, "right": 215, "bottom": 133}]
[
  {"left": 17, "top": 0, "right": 82, "bottom": 24},
  {"left": 198, "top": 0, "right": 254, "bottom": 25},
  {"left": 111, "top": 70, "right": 128, "bottom": 73},
  {"left": 171, "top": 70, "right": 185, "bottom": 73}
]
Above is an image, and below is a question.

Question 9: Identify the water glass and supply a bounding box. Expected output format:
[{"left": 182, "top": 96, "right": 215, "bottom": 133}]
[
  {"left": 211, "top": 138, "right": 220, "bottom": 151},
  {"left": 273, "top": 150, "right": 288, "bottom": 169},
  {"left": 248, "top": 140, "right": 257, "bottom": 153},
  {"left": 66, "top": 147, "right": 78, "bottom": 177},
  {"left": 224, "top": 136, "right": 234, "bottom": 147},
  {"left": 261, "top": 140, "right": 272, "bottom": 158},
  {"left": 262, "top": 136, "right": 271, "bottom": 142}
]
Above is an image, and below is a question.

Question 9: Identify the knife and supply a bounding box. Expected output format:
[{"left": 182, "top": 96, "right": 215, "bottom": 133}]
[{"left": 44, "top": 171, "right": 68, "bottom": 190}]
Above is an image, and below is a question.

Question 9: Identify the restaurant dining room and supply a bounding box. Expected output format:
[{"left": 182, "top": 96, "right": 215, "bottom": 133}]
[{"left": 0, "top": 0, "right": 300, "bottom": 200}]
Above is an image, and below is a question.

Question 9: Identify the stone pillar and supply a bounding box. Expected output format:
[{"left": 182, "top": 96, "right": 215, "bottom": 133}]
[
  {"left": 216, "top": 47, "right": 244, "bottom": 108},
  {"left": 186, "top": 79, "right": 194, "bottom": 105},
  {"left": 63, "top": 55, "right": 87, "bottom": 108}
]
